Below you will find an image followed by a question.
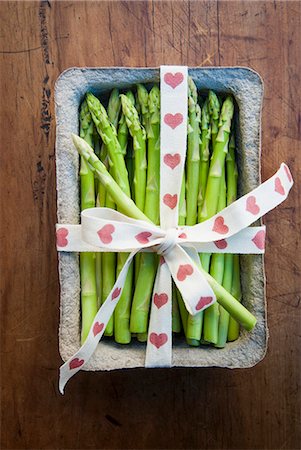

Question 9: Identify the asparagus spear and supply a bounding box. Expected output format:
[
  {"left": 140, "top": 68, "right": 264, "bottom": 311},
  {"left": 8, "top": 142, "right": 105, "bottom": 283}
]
[
  {"left": 177, "top": 172, "right": 199, "bottom": 346},
  {"left": 203, "top": 167, "right": 226, "bottom": 344},
  {"left": 208, "top": 90, "right": 220, "bottom": 148},
  {"left": 172, "top": 284, "right": 182, "bottom": 333},
  {"left": 216, "top": 133, "right": 239, "bottom": 347},
  {"left": 101, "top": 89, "right": 121, "bottom": 336},
  {"left": 199, "top": 94, "right": 215, "bottom": 274},
  {"left": 227, "top": 255, "right": 242, "bottom": 341},
  {"left": 120, "top": 94, "right": 147, "bottom": 212},
  {"left": 186, "top": 77, "right": 201, "bottom": 226},
  {"left": 79, "top": 100, "right": 98, "bottom": 343},
  {"left": 198, "top": 97, "right": 211, "bottom": 212},
  {"left": 136, "top": 84, "right": 149, "bottom": 130},
  {"left": 72, "top": 134, "right": 257, "bottom": 331},
  {"left": 93, "top": 131, "right": 102, "bottom": 308},
  {"left": 130, "top": 86, "right": 160, "bottom": 333},
  {"left": 186, "top": 79, "right": 204, "bottom": 341},
  {"left": 120, "top": 91, "right": 135, "bottom": 198}
]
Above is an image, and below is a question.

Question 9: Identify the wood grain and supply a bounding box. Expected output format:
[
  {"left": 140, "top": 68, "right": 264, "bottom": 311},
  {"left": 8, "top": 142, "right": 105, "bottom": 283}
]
[{"left": 1, "top": 1, "right": 300, "bottom": 449}]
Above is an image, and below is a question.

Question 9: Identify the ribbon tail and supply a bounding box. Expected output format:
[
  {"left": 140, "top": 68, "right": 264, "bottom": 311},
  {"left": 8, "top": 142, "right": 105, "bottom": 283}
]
[
  {"left": 164, "top": 245, "right": 216, "bottom": 316},
  {"left": 145, "top": 260, "right": 172, "bottom": 368},
  {"left": 59, "top": 250, "right": 138, "bottom": 394}
]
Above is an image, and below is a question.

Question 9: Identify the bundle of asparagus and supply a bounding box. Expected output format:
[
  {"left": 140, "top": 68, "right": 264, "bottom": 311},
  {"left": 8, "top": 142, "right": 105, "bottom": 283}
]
[{"left": 76, "top": 79, "right": 243, "bottom": 349}]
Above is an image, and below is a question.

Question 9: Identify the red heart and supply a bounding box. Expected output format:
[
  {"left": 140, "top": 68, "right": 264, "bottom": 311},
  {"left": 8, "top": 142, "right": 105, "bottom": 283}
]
[
  {"left": 93, "top": 322, "right": 104, "bottom": 337},
  {"left": 177, "top": 264, "right": 193, "bottom": 281},
  {"left": 252, "top": 230, "right": 265, "bottom": 250},
  {"left": 246, "top": 195, "right": 260, "bottom": 215},
  {"left": 179, "top": 232, "right": 187, "bottom": 239},
  {"left": 164, "top": 113, "right": 183, "bottom": 130},
  {"left": 159, "top": 256, "right": 165, "bottom": 265},
  {"left": 154, "top": 293, "right": 168, "bottom": 309},
  {"left": 196, "top": 296, "right": 213, "bottom": 311},
  {"left": 212, "top": 216, "right": 229, "bottom": 235},
  {"left": 149, "top": 332, "right": 168, "bottom": 349},
  {"left": 164, "top": 72, "right": 184, "bottom": 89},
  {"left": 69, "top": 358, "right": 84, "bottom": 370},
  {"left": 163, "top": 194, "right": 177, "bottom": 209},
  {"left": 284, "top": 165, "right": 292, "bottom": 182},
  {"left": 112, "top": 287, "right": 121, "bottom": 300},
  {"left": 214, "top": 239, "right": 228, "bottom": 250},
  {"left": 163, "top": 153, "right": 181, "bottom": 170},
  {"left": 135, "top": 231, "right": 152, "bottom": 244},
  {"left": 56, "top": 228, "right": 68, "bottom": 247},
  {"left": 274, "top": 177, "right": 285, "bottom": 195},
  {"left": 97, "top": 224, "right": 115, "bottom": 244}
]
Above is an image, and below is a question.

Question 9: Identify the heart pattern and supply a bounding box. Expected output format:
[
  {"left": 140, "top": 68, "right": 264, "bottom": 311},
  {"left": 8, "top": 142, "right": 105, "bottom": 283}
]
[
  {"left": 284, "top": 165, "right": 292, "bottom": 182},
  {"left": 135, "top": 231, "right": 152, "bottom": 244},
  {"left": 246, "top": 196, "right": 260, "bottom": 215},
  {"left": 164, "top": 72, "right": 184, "bottom": 89},
  {"left": 149, "top": 332, "right": 168, "bottom": 349},
  {"left": 179, "top": 232, "right": 187, "bottom": 239},
  {"left": 177, "top": 264, "right": 193, "bottom": 281},
  {"left": 163, "top": 153, "right": 181, "bottom": 170},
  {"left": 214, "top": 239, "right": 228, "bottom": 250},
  {"left": 93, "top": 322, "right": 104, "bottom": 337},
  {"left": 274, "top": 177, "right": 285, "bottom": 195},
  {"left": 56, "top": 228, "right": 68, "bottom": 247},
  {"left": 112, "top": 287, "right": 121, "bottom": 300},
  {"left": 163, "top": 193, "right": 177, "bottom": 209},
  {"left": 252, "top": 230, "right": 265, "bottom": 250},
  {"left": 154, "top": 293, "right": 168, "bottom": 309},
  {"left": 164, "top": 113, "right": 183, "bottom": 130},
  {"left": 212, "top": 216, "right": 229, "bottom": 235},
  {"left": 69, "top": 358, "right": 84, "bottom": 370},
  {"left": 196, "top": 296, "right": 213, "bottom": 311},
  {"left": 97, "top": 224, "right": 115, "bottom": 244}
]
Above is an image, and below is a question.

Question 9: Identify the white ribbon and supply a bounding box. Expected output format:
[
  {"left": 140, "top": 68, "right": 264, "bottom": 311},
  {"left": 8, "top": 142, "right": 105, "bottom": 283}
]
[{"left": 56, "top": 66, "right": 294, "bottom": 393}]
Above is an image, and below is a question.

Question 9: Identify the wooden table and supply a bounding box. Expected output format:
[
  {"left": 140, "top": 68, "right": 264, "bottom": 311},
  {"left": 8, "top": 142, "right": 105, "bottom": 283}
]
[{"left": 1, "top": 1, "right": 300, "bottom": 449}]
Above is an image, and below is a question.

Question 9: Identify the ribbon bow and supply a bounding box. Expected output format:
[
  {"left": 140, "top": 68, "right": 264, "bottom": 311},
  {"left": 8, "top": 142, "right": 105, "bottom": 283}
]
[{"left": 56, "top": 66, "right": 293, "bottom": 393}]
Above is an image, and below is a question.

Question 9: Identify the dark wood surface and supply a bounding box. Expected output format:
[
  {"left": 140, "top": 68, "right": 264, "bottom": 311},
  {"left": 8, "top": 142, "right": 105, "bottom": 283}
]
[{"left": 1, "top": 1, "right": 300, "bottom": 449}]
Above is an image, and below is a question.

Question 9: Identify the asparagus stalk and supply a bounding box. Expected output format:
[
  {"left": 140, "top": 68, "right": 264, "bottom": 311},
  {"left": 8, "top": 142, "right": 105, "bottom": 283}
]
[
  {"left": 177, "top": 172, "right": 199, "bottom": 346},
  {"left": 216, "top": 133, "right": 239, "bottom": 347},
  {"left": 187, "top": 96, "right": 212, "bottom": 341},
  {"left": 208, "top": 90, "right": 220, "bottom": 148},
  {"left": 93, "top": 131, "right": 102, "bottom": 308},
  {"left": 203, "top": 167, "right": 226, "bottom": 344},
  {"left": 130, "top": 86, "right": 160, "bottom": 334},
  {"left": 120, "top": 91, "right": 135, "bottom": 198},
  {"left": 198, "top": 97, "right": 211, "bottom": 212},
  {"left": 186, "top": 77, "right": 201, "bottom": 226},
  {"left": 72, "top": 134, "right": 257, "bottom": 331},
  {"left": 101, "top": 89, "right": 121, "bottom": 336},
  {"left": 136, "top": 84, "right": 149, "bottom": 130},
  {"left": 227, "top": 255, "right": 242, "bottom": 341},
  {"left": 172, "top": 284, "right": 182, "bottom": 333},
  {"left": 186, "top": 79, "right": 204, "bottom": 341},
  {"left": 79, "top": 101, "right": 98, "bottom": 344},
  {"left": 198, "top": 96, "right": 214, "bottom": 273},
  {"left": 120, "top": 94, "right": 147, "bottom": 212}
]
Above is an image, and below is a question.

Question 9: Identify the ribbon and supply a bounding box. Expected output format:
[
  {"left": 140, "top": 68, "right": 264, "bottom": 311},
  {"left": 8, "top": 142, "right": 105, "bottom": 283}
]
[{"left": 56, "top": 66, "right": 294, "bottom": 393}]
